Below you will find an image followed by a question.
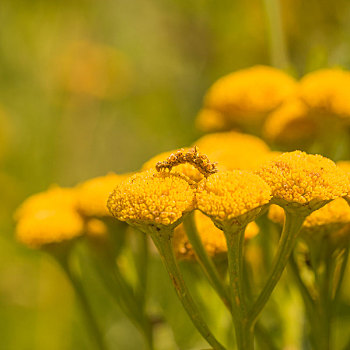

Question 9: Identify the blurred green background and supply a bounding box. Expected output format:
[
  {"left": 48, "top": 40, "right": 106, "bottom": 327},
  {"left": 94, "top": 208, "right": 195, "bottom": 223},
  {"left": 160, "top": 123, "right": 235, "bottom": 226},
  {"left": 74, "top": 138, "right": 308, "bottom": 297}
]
[{"left": 2, "top": 0, "right": 350, "bottom": 349}]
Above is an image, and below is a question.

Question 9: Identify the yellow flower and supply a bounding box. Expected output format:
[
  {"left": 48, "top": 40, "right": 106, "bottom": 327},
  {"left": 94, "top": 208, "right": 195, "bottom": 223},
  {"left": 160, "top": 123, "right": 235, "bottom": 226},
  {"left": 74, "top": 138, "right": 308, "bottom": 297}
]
[
  {"left": 299, "top": 68, "right": 350, "bottom": 118},
  {"left": 263, "top": 99, "right": 317, "bottom": 145},
  {"left": 107, "top": 171, "right": 195, "bottom": 228},
  {"left": 85, "top": 218, "right": 108, "bottom": 238},
  {"left": 268, "top": 199, "right": 350, "bottom": 246},
  {"left": 55, "top": 40, "right": 133, "bottom": 99},
  {"left": 196, "top": 170, "right": 271, "bottom": 229},
  {"left": 142, "top": 149, "right": 204, "bottom": 183},
  {"left": 193, "top": 131, "right": 271, "bottom": 171},
  {"left": 16, "top": 209, "right": 84, "bottom": 248},
  {"left": 195, "top": 109, "right": 229, "bottom": 132},
  {"left": 77, "top": 173, "right": 130, "bottom": 218},
  {"left": 201, "top": 65, "right": 297, "bottom": 129},
  {"left": 173, "top": 211, "right": 259, "bottom": 260},
  {"left": 256, "top": 151, "right": 350, "bottom": 214},
  {"left": 14, "top": 186, "right": 78, "bottom": 220},
  {"left": 337, "top": 161, "right": 350, "bottom": 204}
]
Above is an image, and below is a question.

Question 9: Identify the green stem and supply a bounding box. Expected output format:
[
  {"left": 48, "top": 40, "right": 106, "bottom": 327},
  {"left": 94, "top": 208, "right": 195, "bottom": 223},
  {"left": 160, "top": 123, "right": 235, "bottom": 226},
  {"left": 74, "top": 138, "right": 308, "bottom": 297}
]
[
  {"left": 224, "top": 225, "right": 254, "bottom": 350},
  {"left": 262, "top": 0, "right": 289, "bottom": 68},
  {"left": 55, "top": 255, "right": 107, "bottom": 350},
  {"left": 288, "top": 252, "right": 315, "bottom": 313},
  {"left": 334, "top": 247, "right": 349, "bottom": 304},
  {"left": 91, "top": 250, "right": 154, "bottom": 350},
  {"left": 248, "top": 212, "right": 305, "bottom": 326},
  {"left": 133, "top": 229, "right": 149, "bottom": 309},
  {"left": 149, "top": 227, "right": 226, "bottom": 350},
  {"left": 183, "top": 213, "right": 231, "bottom": 309}
]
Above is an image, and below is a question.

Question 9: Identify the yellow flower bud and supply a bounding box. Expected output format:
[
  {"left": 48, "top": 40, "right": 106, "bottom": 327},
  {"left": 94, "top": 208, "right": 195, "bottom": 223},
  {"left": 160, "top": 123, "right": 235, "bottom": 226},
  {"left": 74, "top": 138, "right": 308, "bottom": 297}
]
[
  {"left": 196, "top": 170, "right": 271, "bottom": 230},
  {"left": 256, "top": 151, "right": 350, "bottom": 214},
  {"left": 107, "top": 171, "right": 195, "bottom": 229}
]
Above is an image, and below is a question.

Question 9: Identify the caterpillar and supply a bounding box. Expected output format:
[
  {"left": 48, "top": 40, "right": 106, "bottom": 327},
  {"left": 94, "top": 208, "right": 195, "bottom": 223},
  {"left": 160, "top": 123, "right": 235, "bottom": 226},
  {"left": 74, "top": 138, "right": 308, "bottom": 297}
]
[{"left": 155, "top": 146, "right": 218, "bottom": 177}]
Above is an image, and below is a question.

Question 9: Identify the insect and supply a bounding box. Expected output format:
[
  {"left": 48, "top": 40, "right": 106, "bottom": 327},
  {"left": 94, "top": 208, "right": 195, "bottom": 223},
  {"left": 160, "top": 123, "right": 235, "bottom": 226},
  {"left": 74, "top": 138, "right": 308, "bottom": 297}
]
[{"left": 155, "top": 146, "right": 218, "bottom": 177}]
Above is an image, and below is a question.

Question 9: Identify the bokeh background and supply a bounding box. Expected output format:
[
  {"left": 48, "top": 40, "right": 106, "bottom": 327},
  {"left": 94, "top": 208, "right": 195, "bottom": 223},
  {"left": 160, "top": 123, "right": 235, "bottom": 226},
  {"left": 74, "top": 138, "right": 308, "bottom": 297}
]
[{"left": 2, "top": 0, "right": 350, "bottom": 349}]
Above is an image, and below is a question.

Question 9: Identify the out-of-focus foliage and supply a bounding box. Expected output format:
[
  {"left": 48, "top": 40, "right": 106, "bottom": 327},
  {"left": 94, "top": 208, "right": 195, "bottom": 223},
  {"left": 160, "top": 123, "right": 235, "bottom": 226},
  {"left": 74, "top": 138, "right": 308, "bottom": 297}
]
[{"left": 2, "top": 0, "right": 350, "bottom": 349}]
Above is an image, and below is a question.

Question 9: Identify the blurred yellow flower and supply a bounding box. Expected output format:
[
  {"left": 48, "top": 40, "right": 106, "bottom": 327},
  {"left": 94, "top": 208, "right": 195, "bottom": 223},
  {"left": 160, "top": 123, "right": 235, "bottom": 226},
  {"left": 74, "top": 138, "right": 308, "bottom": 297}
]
[
  {"left": 263, "top": 99, "right": 317, "bottom": 145},
  {"left": 173, "top": 211, "right": 259, "bottom": 260},
  {"left": 268, "top": 199, "right": 350, "bottom": 246},
  {"left": 16, "top": 209, "right": 84, "bottom": 248},
  {"left": 196, "top": 170, "right": 271, "bottom": 229},
  {"left": 199, "top": 65, "right": 297, "bottom": 131},
  {"left": 193, "top": 131, "right": 271, "bottom": 171},
  {"left": 15, "top": 186, "right": 78, "bottom": 221},
  {"left": 107, "top": 171, "right": 195, "bottom": 228},
  {"left": 195, "top": 109, "right": 230, "bottom": 132},
  {"left": 77, "top": 173, "right": 130, "bottom": 218},
  {"left": 257, "top": 151, "right": 350, "bottom": 213},
  {"left": 85, "top": 218, "right": 108, "bottom": 239},
  {"left": 55, "top": 40, "right": 133, "bottom": 99},
  {"left": 299, "top": 68, "right": 350, "bottom": 119}
]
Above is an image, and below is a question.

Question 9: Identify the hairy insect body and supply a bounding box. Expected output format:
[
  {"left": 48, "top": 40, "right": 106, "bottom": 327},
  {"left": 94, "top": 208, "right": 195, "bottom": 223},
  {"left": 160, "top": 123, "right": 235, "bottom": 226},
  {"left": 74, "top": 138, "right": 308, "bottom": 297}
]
[{"left": 155, "top": 146, "right": 218, "bottom": 177}]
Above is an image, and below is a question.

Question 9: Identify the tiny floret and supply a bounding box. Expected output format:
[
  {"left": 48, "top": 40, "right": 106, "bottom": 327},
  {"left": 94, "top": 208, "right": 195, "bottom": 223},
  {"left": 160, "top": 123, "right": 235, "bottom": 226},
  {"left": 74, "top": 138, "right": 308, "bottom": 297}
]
[
  {"left": 196, "top": 170, "right": 272, "bottom": 227},
  {"left": 107, "top": 171, "right": 195, "bottom": 227},
  {"left": 256, "top": 151, "right": 350, "bottom": 213}
]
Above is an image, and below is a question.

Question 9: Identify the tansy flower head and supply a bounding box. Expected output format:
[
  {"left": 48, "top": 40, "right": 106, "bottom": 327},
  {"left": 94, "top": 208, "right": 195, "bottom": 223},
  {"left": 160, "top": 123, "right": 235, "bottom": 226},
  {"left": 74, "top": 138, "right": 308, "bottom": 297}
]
[
  {"left": 16, "top": 209, "right": 84, "bottom": 248},
  {"left": 196, "top": 170, "right": 272, "bottom": 230},
  {"left": 263, "top": 99, "right": 317, "bottom": 145},
  {"left": 299, "top": 68, "right": 350, "bottom": 118},
  {"left": 77, "top": 173, "right": 130, "bottom": 218},
  {"left": 193, "top": 131, "right": 270, "bottom": 171},
  {"left": 107, "top": 171, "right": 195, "bottom": 230},
  {"left": 142, "top": 148, "right": 204, "bottom": 183},
  {"left": 337, "top": 161, "right": 350, "bottom": 204},
  {"left": 173, "top": 211, "right": 259, "bottom": 260},
  {"left": 14, "top": 186, "right": 78, "bottom": 220},
  {"left": 202, "top": 65, "right": 297, "bottom": 129},
  {"left": 195, "top": 109, "right": 230, "bottom": 132},
  {"left": 268, "top": 199, "right": 350, "bottom": 247},
  {"left": 256, "top": 151, "right": 350, "bottom": 215}
]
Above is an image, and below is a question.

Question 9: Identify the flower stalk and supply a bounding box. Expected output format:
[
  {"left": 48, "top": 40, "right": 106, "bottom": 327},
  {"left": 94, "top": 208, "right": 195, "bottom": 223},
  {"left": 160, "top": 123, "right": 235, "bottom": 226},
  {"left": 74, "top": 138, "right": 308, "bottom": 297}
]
[{"left": 147, "top": 226, "right": 226, "bottom": 350}]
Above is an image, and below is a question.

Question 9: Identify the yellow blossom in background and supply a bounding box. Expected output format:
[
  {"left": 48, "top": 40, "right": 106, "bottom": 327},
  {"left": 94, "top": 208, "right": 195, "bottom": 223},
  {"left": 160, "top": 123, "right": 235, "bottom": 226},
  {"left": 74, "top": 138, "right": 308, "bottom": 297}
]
[
  {"left": 16, "top": 209, "right": 84, "bottom": 248},
  {"left": 173, "top": 211, "right": 259, "bottom": 260},
  {"left": 55, "top": 40, "right": 133, "bottom": 99},
  {"left": 14, "top": 186, "right": 78, "bottom": 221},
  {"left": 193, "top": 131, "right": 271, "bottom": 171},
  {"left": 263, "top": 99, "right": 318, "bottom": 145},
  {"left": 268, "top": 199, "right": 350, "bottom": 246},
  {"left": 199, "top": 65, "right": 297, "bottom": 131},
  {"left": 299, "top": 68, "right": 350, "bottom": 119},
  {"left": 195, "top": 109, "right": 230, "bottom": 133},
  {"left": 142, "top": 149, "right": 204, "bottom": 183},
  {"left": 256, "top": 151, "right": 350, "bottom": 213},
  {"left": 85, "top": 218, "right": 108, "bottom": 239},
  {"left": 107, "top": 171, "right": 195, "bottom": 227},
  {"left": 77, "top": 173, "right": 130, "bottom": 218},
  {"left": 196, "top": 170, "right": 271, "bottom": 229}
]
